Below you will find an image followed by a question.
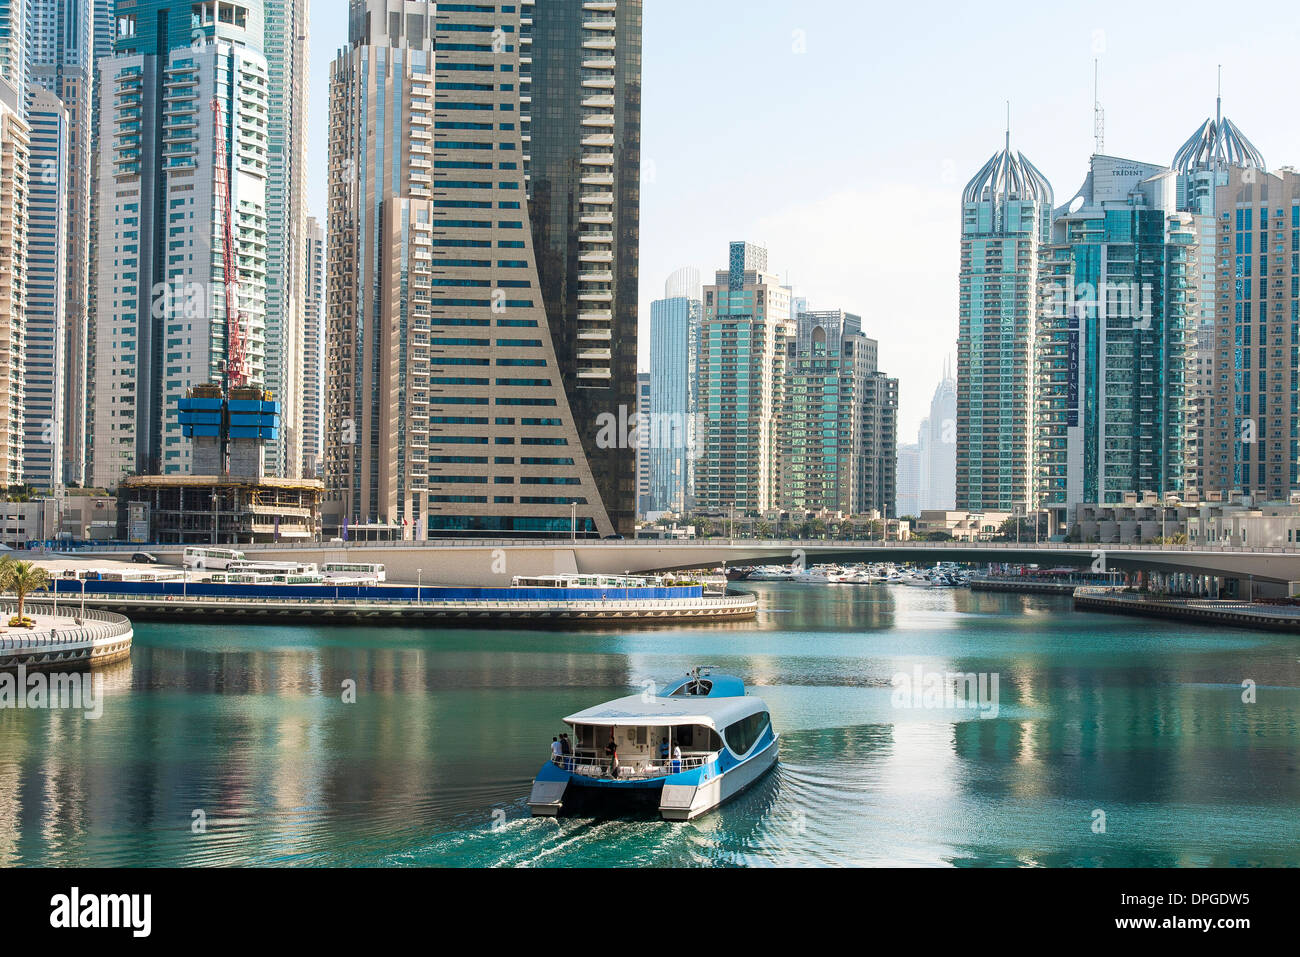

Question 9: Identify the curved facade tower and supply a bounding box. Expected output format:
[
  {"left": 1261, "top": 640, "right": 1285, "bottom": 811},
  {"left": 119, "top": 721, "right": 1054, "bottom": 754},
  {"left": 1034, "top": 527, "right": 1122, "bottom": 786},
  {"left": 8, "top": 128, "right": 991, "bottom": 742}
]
[
  {"left": 1172, "top": 95, "right": 1267, "bottom": 500},
  {"left": 956, "top": 137, "right": 1053, "bottom": 513},
  {"left": 327, "top": 0, "right": 614, "bottom": 538}
]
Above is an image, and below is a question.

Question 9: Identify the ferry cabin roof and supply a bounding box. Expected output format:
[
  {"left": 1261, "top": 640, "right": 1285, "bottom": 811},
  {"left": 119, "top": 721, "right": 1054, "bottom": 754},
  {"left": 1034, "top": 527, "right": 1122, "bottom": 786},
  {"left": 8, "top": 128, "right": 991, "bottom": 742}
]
[{"left": 564, "top": 692, "right": 764, "bottom": 730}]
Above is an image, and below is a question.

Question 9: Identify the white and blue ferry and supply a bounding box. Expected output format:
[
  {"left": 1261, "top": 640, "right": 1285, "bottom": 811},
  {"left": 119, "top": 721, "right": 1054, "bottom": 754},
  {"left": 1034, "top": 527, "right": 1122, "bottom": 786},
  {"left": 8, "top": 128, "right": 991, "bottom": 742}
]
[{"left": 528, "top": 668, "right": 778, "bottom": 821}]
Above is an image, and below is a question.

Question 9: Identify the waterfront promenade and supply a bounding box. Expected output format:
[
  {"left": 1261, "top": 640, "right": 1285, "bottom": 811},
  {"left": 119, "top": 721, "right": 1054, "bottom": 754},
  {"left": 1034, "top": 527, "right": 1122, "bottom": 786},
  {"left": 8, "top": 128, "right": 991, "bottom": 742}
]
[
  {"left": 0, "top": 602, "right": 134, "bottom": 671},
  {"left": 54, "top": 591, "right": 759, "bottom": 628}
]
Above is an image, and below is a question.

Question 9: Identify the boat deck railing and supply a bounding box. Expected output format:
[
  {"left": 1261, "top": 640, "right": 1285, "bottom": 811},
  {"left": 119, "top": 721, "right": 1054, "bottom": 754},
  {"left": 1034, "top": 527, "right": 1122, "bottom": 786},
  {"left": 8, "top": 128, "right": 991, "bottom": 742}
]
[{"left": 551, "top": 751, "right": 714, "bottom": 780}]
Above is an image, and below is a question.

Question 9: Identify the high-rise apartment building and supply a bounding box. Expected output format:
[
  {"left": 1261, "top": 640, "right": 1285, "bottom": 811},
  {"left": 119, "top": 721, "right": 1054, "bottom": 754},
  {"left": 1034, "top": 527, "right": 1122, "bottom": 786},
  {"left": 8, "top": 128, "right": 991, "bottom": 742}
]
[
  {"left": 778, "top": 309, "right": 897, "bottom": 516},
  {"left": 301, "top": 214, "right": 322, "bottom": 477},
  {"left": 1203, "top": 165, "right": 1300, "bottom": 501},
  {"left": 0, "top": 77, "right": 29, "bottom": 485},
  {"left": 648, "top": 266, "right": 699, "bottom": 514},
  {"left": 327, "top": 0, "right": 614, "bottom": 538},
  {"left": 21, "top": 83, "right": 68, "bottom": 490},
  {"left": 91, "top": 1, "right": 271, "bottom": 487},
  {"left": 262, "top": 0, "right": 308, "bottom": 479},
  {"left": 957, "top": 136, "right": 1053, "bottom": 513},
  {"left": 522, "top": 0, "right": 642, "bottom": 535},
  {"left": 28, "top": 0, "right": 97, "bottom": 486},
  {"left": 696, "top": 242, "right": 792, "bottom": 514},
  {"left": 635, "top": 370, "right": 650, "bottom": 516},
  {"left": 1036, "top": 155, "right": 1195, "bottom": 526},
  {"left": 1172, "top": 99, "right": 1267, "bottom": 499},
  {"left": 0, "top": 0, "right": 29, "bottom": 106},
  {"left": 896, "top": 440, "right": 921, "bottom": 517}
]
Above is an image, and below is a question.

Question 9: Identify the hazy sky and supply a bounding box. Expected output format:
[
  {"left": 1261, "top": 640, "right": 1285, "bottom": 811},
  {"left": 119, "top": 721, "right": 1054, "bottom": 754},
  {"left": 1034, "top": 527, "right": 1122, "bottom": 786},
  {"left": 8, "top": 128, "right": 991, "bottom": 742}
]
[{"left": 307, "top": 0, "right": 1300, "bottom": 440}]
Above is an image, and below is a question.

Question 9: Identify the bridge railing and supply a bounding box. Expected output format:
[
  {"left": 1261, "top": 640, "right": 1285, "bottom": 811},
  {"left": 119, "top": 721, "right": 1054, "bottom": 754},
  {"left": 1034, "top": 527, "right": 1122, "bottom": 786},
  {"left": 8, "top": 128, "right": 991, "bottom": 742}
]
[{"left": 43, "top": 539, "right": 1300, "bottom": 555}]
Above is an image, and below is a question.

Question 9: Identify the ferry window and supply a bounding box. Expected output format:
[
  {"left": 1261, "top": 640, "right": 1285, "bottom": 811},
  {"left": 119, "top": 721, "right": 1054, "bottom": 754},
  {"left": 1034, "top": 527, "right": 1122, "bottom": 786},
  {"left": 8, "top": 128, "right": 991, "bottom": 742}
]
[{"left": 724, "top": 712, "right": 770, "bottom": 756}]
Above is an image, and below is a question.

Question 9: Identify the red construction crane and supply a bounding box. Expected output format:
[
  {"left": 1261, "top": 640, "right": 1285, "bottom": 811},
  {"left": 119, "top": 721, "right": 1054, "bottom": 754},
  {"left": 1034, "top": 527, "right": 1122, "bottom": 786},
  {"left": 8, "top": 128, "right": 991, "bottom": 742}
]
[{"left": 211, "top": 96, "right": 248, "bottom": 388}]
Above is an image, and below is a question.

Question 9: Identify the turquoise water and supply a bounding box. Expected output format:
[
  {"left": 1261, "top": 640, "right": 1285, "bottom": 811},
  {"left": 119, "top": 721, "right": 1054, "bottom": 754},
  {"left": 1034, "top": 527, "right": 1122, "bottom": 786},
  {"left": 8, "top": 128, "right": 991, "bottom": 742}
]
[{"left": 1, "top": 583, "right": 1298, "bottom": 867}]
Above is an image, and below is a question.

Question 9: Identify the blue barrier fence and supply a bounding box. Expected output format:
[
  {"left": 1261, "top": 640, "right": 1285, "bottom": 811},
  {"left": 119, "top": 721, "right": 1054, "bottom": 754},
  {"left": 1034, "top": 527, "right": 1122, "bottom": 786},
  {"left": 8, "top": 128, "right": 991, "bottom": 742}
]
[{"left": 51, "top": 580, "right": 706, "bottom": 602}]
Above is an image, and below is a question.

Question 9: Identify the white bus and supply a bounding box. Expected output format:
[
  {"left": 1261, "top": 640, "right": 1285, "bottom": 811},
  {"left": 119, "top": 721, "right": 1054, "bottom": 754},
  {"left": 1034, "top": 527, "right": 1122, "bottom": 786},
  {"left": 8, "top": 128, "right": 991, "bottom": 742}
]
[
  {"left": 183, "top": 547, "right": 248, "bottom": 571},
  {"left": 321, "top": 562, "right": 386, "bottom": 583},
  {"left": 227, "top": 560, "right": 320, "bottom": 576}
]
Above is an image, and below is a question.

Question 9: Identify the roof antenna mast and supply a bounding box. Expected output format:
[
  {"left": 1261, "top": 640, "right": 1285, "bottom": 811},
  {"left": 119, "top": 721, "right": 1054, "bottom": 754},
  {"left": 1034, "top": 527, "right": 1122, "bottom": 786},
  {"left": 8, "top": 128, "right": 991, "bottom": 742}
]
[{"left": 1093, "top": 59, "right": 1105, "bottom": 155}]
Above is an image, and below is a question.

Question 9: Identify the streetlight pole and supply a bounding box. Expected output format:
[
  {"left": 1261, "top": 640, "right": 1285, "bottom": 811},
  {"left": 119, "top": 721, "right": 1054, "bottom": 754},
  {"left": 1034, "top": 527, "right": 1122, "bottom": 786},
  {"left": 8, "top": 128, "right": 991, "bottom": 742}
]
[
  {"left": 212, "top": 491, "right": 219, "bottom": 545},
  {"left": 571, "top": 502, "right": 577, "bottom": 542},
  {"left": 417, "top": 567, "right": 422, "bottom": 604}
]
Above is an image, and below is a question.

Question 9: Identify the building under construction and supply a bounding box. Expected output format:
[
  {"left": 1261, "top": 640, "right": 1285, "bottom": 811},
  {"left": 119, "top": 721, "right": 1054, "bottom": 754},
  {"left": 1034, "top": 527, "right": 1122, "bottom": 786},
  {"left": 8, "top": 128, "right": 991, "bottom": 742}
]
[{"left": 118, "top": 474, "right": 323, "bottom": 545}]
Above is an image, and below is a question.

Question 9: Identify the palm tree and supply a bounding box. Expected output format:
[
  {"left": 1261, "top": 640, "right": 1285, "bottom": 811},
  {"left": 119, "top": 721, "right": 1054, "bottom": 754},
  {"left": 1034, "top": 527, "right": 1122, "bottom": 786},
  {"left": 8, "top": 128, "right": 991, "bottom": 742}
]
[
  {"left": 697, "top": 518, "right": 714, "bottom": 539},
  {"left": 0, "top": 558, "right": 49, "bottom": 626}
]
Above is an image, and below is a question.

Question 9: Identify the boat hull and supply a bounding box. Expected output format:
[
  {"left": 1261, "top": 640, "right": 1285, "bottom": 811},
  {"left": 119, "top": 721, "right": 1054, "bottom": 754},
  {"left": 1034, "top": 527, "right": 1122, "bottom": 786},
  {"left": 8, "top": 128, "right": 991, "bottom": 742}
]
[{"left": 528, "top": 733, "right": 779, "bottom": 821}]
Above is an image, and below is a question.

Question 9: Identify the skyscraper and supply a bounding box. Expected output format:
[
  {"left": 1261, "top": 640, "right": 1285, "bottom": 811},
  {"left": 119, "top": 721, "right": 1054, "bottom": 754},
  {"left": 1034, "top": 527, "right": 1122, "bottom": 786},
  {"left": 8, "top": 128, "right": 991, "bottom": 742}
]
[
  {"left": 92, "top": 0, "right": 271, "bottom": 486},
  {"left": 648, "top": 266, "right": 699, "bottom": 514},
  {"left": 301, "top": 214, "right": 322, "bottom": 477},
  {"left": 262, "top": 0, "right": 309, "bottom": 479},
  {"left": 919, "top": 360, "right": 957, "bottom": 510},
  {"left": 0, "top": 0, "right": 30, "bottom": 106},
  {"left": 28, "top": 0, "right": 97, "bottom": 487},
  {"left": 1036, "top": 155, "right": 1195, "bottom": 524},
  {"left": 635, "top": 371, "right": 650, "bottom": 517},
  {"left": 522, "top": 0, "right": 642, "bottom": 536},
  {"left": 779, "top": 309, "right": 897, "bottom": 516},
  {"left": 957, "top": 134, "right": 1053, "bottom": 512},
  {"left": 696, "top": 242, "right": 792, "bottom": 514},
  {"left": 896, "top": 440, "right": 921, "bottom": 518},
  {"left": 1204, "top": 165, "right": 1300, "bottom": 501},
  {"left": 0, "top": 76, "right": 28, "bottom": 486},
  {"left": 21, "top": 84, "right": 68, "bottom": 490},
  {"left": 327, "top": 0, "right": 614, "bottom": 538},
  {"left": 1171, "top": 94, "right": 1267, "bottom": 500}
]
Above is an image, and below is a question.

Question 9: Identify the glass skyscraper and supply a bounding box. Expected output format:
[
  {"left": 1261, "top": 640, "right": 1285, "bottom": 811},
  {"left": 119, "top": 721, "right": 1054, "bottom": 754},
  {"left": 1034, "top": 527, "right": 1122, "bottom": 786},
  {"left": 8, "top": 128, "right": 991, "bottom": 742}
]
[
  {"left": 1036, "top": 154, "right": 1195, "bottom": 525},
  {"left": 327, "top": 0, "right": 616, "bottom": 538},
  {"left": 521, "top": 0, "right": 642, "bottom": 536},
  {"left": 648, "top": 266, "right": 699, "bottom": 514}
]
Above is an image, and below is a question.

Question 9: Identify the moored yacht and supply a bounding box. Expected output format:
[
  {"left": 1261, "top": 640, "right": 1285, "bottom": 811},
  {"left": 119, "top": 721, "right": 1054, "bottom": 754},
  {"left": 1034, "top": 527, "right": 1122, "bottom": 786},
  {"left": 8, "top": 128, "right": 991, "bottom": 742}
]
[{"left": 528, "top": 668, "right": 779, "bottom": 821}]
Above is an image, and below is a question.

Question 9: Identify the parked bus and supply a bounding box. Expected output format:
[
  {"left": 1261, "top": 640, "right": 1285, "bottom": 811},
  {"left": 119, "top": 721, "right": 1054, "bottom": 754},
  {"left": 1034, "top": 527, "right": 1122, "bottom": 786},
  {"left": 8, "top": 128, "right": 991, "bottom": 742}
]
[
  {"left": 321, "top": 562, "right": 386, "bottom": 583},
  {"left": 183, "top": 547, "right": 248, "bottom": 570}
]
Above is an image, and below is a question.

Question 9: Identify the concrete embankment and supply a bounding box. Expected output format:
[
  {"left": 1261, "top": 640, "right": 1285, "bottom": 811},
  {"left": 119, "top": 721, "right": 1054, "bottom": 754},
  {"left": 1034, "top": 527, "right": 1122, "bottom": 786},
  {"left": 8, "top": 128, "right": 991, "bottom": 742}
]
[
  {"left": 0, "top": 603, "right": 134, "bottom": 671},
  {"left": 64, "top": 593, "right": 759, "bottom": 628},
  {"left": 1074, "top": 589, "right": 1300, "bottom": 634},
  {"left": 970, "top": 579, "right": 1079, "bottom": 596}
]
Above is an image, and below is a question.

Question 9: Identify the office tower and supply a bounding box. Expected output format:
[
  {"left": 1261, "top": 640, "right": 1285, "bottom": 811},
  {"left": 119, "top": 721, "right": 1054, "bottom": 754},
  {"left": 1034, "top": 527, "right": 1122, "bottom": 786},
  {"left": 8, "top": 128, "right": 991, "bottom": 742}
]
[
  {"left": 957, "top": 134, "right": 1053, "bottom": 513},
  {"left": 635, "top": 371, "right": 650, "bottom": 516},
  {"left": 522, "top": 0, "right": 642, "bottom": 536},
  {"left": 1036, "top": 155, "right": 1195, "bottom": 525},
  {"left": 1172, "top": 94, "right": 1267, "bottom": 498},
  {"left": 648, "top": 266, "right": 699, "bottom": 513},
  {"left": 920, "top": 360, "right": 957, "bottom": 509},
  {"left": 21, "top": 84, "right": 68, "bottom": 489},
  {"left": 327, "top": 0, "right": 613, "bottom": 538},
  {"left": 1204, "top": 166, "right": 1300, "bottom": 501},
  {"left": 896, "top": 440, "right": 921, "bottom": 517},
  {"left": 91, "top": 0, "right": 270, "bottom": 487},
  {"left": 28, "top": 0, "right": 97, "bottom": 487},
  {"left": 85, "top": 0, "right": 114, "bottom": 483},
  {"left": 301, "top": 215, "right": 322, "bottom": 477},
  {"left": 696, "top": 242, "right": 792, "bottom": 514},
  {"left": 262, "top": 0, "right": 308, "bottom": 478},
  {"left": 0, "top": 77, "right": 28, "bottom": 485},
  {"left": 779, "top": 309, "right": 897, "bottom": 516}
]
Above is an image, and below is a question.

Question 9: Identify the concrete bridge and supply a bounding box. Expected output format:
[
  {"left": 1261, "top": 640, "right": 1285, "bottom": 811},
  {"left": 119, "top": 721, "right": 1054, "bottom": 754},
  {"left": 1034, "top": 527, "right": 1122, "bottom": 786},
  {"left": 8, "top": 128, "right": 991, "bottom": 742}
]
[{"left": 67, "top": 539, "right": 1300, "bottom": 592}]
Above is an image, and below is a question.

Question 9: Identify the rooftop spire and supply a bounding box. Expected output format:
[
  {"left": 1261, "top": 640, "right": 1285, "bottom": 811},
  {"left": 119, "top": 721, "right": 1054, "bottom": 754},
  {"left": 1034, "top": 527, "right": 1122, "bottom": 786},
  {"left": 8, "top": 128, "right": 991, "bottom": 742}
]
[{"left": 1093, "top": 59, "right": 1105, "bottom": 155}]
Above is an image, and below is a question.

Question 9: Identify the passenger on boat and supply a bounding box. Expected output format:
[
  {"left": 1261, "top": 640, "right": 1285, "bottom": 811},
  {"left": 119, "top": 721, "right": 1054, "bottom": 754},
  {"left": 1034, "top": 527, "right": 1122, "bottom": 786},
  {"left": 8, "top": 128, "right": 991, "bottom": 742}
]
[
  {"left": 658, "top": 737, "right": 669, "bottom": 761},
  {"left": 672, "top": 743, "right": 682, "bottom": 774},
  {"left": 560, "top": 733, "right": 574, "bottom": 771},
  {"left": 552, "top": 737, "right": 563, "bottom": 765},
  {"left": 605, "top": 731, "right": 620, "bottom": 778}
]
